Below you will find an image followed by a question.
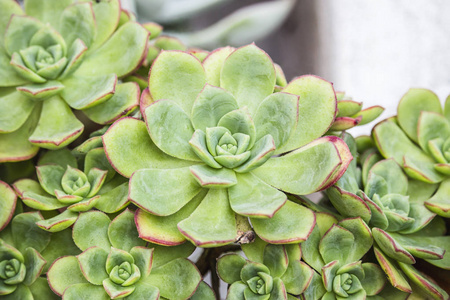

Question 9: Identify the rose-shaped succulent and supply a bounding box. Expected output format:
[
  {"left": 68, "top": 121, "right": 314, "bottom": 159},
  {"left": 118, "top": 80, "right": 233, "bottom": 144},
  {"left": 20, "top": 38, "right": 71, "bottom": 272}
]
[
  {"left": 328, "top": 91, "right": 384, "bottom": 132},
  {"left": 323, "top": 133, "right": 450, "bottom": 298},
  {"left": 0, "top": 0, "right": 149, "bottom": 162},
  {"left": 13, "top": 148, "right": 129, "bottom": 232},
  {"left": 301, "top": 214, "right": 386, "bottom": 299},
  {"left": 47, "top": 210, "right": 201, "bottom": 299},
  {"left": 372, "top": 89, "right": 450, "bottom": 218},
  {"left": 104, "top": 44, "right": 352, "bottom": 247},
  {"left": 0, "top": 212, "right": 72, "bottom": 299},
  {"left": 218, "top": 242, "right": 313, "bottom": 299}
]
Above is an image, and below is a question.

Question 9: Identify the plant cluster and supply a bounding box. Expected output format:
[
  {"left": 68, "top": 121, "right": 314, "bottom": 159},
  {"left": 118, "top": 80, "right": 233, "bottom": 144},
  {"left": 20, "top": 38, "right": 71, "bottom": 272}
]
[{"left": 0, "top": 1, "right": 449, "bottom": 299}]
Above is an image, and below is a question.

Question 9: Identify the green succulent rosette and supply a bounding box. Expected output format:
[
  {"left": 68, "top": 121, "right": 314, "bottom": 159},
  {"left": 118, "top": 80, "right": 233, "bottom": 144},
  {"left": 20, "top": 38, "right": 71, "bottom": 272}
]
[
  {"left": 103, "top": 44, "right": 352, "bottom": 247},
  {"left": 324, "top": 133, "right": 450, "bottom": 298},
  {"left": 217, "top": 242, "right": 313, "bottom": 300},
  {"left": 0, "top": 212, "right": 79, "bottom": 299},
  {"left": 12, "top": 148, "right": 129, "bottom": 232},
  {"left": 0, "top": 0, "right": 149, "bottom": 162},
  {"left": 328, "top": 92, "right": 384, "bottom": 132},
  {"left": 47, "top": 209, "right": 201, "bottom": 300},
  {"left": 300, "top": 214, "right": 386, "bottom": 299},
  {"left": 372, "top": 89, "right": 450, "bottom": 217}
]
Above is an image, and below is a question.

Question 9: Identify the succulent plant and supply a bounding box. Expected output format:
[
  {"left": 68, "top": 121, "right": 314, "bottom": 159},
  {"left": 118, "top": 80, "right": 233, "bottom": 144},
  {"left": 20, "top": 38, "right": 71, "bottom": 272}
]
[
  {"left": 47, "top": 209, "right": 202, "bottom": 299},
  {"left": 0, "top": 0, "right": 149, "bottom": 162},
  {"left": 301, "top": 213, "right": 386, "bottom": 299},
  {"left": 0, "top": 212, "right": 65, "bottom": 299},
  {"left": 103, "top": 44, "right": 352, "bottom": 247},
  {"left": 13, "top": 148, "right": 128, "bottom": 232},
  {"left": 372, "top": 89, "right": 450, "bottom": 217},
  {"left": 325, "top": 133, "right": 450, "bottom": 298},
  {"left": 217, "top": 242, "right": 313, "bottom": 299},
  {"left": 329, "top": 92, "right": 384, "bottom": 132}
]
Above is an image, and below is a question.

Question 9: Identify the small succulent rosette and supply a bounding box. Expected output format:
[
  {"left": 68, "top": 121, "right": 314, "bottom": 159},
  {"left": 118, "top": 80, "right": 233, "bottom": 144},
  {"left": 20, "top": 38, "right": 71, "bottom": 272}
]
[
  {"left": 0, "top": 0, "right": 149, "bottom": 162},
  {"left": 373, "top": 89, "right": 450, "bottom": 217},
  {"left": 0, "top": 212, "right": 77, "bottom": 299},
  {"left": 300, "top": 214, "right": 386, "bottom": 299},
  {"left": 324, "top": 133, "right": 450, "bottom": 298},
  {"left": 328, "top": 92, "right": 384, "bottom": 132},
  {"left": 13, "top": 148, "right": 129, "bottom": 232},
  {"left": 104, "top": 44, "right": 352, "bottom": 248},
  {"left": 217, "top": 242, "right": 312, "bottom": 300},
  {"left": 47, "top": 210, "right": 202, "bottom": 299}
]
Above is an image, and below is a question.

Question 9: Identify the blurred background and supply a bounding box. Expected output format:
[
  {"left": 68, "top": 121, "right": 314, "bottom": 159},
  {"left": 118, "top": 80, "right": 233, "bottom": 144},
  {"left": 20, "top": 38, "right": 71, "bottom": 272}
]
[{"left": 124, "top": 0, "right": 450, "bottom": 137}]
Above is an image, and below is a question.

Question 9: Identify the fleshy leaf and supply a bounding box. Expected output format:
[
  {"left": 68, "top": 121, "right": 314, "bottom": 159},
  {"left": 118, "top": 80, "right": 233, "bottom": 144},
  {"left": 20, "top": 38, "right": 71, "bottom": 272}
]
[
  {"left": 62, "top": 283, "right": 109, "bottom": 300},
  {"left": 372, "top": 228, "right": 415, "bottom": 264},
  {"left": 279, "top": 75, "right": 337, "bottom": 153},
  {"left": 352, "top": 106, "right": 384, "bottom": 125},
  {"left": 23, "top": 247, "right": 46, "bottom": 286},
  {"left": 134, "top": 190, "right": 206, "bottom": 246},
  {"left": 108, "top": 209, "right": 145, "bottom": 252},
  {"left": 217, "top": 254, "right": 246, "bottom": 284},
  {"left": 178, "top": 188, "right": 236, "bottom": 247},
  {"left": 35, "top": 210, "right": 78, "bottom": 232},
  {"left": 190, "top": 281, "right": 215, "bottom": 300},
  {"left": 36, "top": 164, "right": 65, "bottom": 196},
  {"left": 144, "top": 100, "right": 199, "bottom": 161},
  {"left": 4, "top": 15, "right": 42, "bottom": 56},
  {"left": 88, "top": 0, "right": 120, "bottom": 51},
  {"left": 190, "top": 164, "right": 237, "bottom": 188},
  {"left": 281, "top": 260, "right": 314, "bottom": 296},
  {"left": 397, "top": 88, "right": 442, "bottom": 142},
  {"left": 75, "top": 22, "right": 149, "bottom": 77},
  {"left": 12, "top": 212, "right": 50, "bottom": 253},
  {"left": 47, "top": 256, "right": 89, "bottom": 296},
  {"left": 82, "top": 82, "right": 139, "bottom": 125},
  {"left": 72, "top": 211, "right": 111, "bottom": 251},
  {"left": 191, "top": 84, "right": 239, "bottom": 131},
  {"left": 373, "top": 119, "right": 443, "bottom": 183},
  {"left": 252, "top": 200, "right": 315, "bottom": 244},
  {"left": 149, "top": 51, "right": 206, "bottom": 116},
  {"left": 147, "top": 258, "right": 201, "bottom": 300},
  {"left": 228, "top": 172, "right": 286, "bottom": 218},
  {"left": 0, "top": 89, "right": 35, "bottom": 133},
  {"left": 252, "top": 136, "right": 343, "bottom": 195},
  {"left": 220, "top": 44, "right": 276, "bottom": 116},
  {"left": 59, "top": 2, "right": 96, "bottom": 48},
  {"left": 425, "top": 178, "right": 450, "bottom": 218},
  {"left": 263, "top": 244, "right": 288, "bottom": 278},
  {"left": 129, "top": 167, "right": 202, "bottom": 216},
  {"left": 103, "top": 118, "right": 194, "bottom": 178},
  {"left": 417, "top": 111, "right": 450, "bottom": 154},
  {"left": 77, "top": 246, "right": 109, "bottom": 285},
  {"left": 0, "top": 181, "right": 16, "bottom": 231},
  {"left": 29, "top": 96, "right": 84, "bottom": 150},
  {"left": 253, "top": 92, "right": 298, "bottom": 149},
  {"left": 203, "top": 46, "right": 235, "bottom": 86},
  {"left": 326, "top": 187, "right": 371, "bottom": 223},
  {"left": 398, "top": 262, "right": 448, "bottom": 300},
  {"left": 61, "top": 74, "right": 116, "bottom": 110},
  {"left": 319, "top": 225, "right": 354, "bottom": 265}
]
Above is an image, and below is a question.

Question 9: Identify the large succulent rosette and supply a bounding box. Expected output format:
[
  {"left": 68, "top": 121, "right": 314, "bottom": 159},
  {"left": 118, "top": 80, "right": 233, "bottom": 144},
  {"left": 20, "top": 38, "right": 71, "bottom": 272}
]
[
  {"left": 373, "top": 89, "right": 450, "bottom": 217},
  {"left": 0, "top": 0, "right": 149, "bottom": 162},
  {"left": 47, "top": 209, "right": 202, "bottom": 300},
  {"left": 103, "top": 44, "right": 352, "bottom": 247}
]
